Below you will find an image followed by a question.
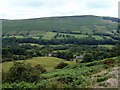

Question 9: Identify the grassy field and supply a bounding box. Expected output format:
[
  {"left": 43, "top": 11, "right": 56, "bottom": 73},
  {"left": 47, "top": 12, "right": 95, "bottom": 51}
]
[
  {"left": 57, "top": 33, "right": 112, "bottom": 40},
  {"left": 42, "top": 32, "right": 57, "bottom": 40},
  {"left": 2, "top": 57, "right": 76, "bottom": 72},
  {"left": 3, "top": 31, "right": 112, "bottom": 41},
  {"left": 3, "top": 35, "right": 25, "bottom": 38},
  {"left": 3, "top": 32, "right": 57, "bottom": 40},
  {"left": 98, "top": 45, "right": 114, "bottom": 49}
]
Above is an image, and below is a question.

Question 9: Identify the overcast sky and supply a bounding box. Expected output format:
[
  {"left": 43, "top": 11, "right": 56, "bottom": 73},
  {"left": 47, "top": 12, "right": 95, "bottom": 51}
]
[{"left": 0, "top": 0, "right": 119, "bottom": 19}]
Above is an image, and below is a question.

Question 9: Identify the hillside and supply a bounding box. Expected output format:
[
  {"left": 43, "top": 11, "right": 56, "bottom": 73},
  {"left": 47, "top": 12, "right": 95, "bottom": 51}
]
[
  {"left": 2, "top": 57, "right": 119, "bottom": 88},
  {"left": 2, "top": 15, "right": 119, "bottom": 35}
]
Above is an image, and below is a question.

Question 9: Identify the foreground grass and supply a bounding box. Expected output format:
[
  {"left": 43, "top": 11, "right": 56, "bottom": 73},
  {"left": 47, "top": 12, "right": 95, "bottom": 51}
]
[{"left": 2, "top": 57, "right": 76, "bottom": 72}]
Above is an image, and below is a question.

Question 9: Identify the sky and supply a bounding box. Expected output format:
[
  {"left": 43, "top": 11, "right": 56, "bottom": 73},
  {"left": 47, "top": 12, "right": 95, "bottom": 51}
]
[{"left": 0, "top": 0, "right": 119, "bottom": 19}]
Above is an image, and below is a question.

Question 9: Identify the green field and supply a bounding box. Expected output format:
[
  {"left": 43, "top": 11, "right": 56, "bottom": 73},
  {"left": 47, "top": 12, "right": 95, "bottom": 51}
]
[
  {"left": 2, "top": 57, "right": 76, "bottom": 72},
  {"left": 3, "top": 31, "right": 113, "bottom": 41},
  {"left": 98, "top": 45, "right": 114, "bottom": 49},
  {"left": 58, "top": 33, "right": 112, "bottom": 40},
  {"left": 3, "top": 35, "right": 25, "bottom": 38},
  {"left": 42, "top": 32, "right": 57, "bottom": 40}
]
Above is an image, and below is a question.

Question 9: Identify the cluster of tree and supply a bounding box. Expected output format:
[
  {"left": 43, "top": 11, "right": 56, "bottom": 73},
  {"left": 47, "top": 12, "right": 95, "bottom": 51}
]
[
  {"left": 2, "top": 37, "right": 120, "bottom": 62},
  {"left": 83, "top": 44, "right": 120, "bottom": 62},
  {"left": 2, "top": 44, "right": 43, "bottom": 62},
  {"left": 103, "top": 17, "right": 120, "bottom": 22},
  {"left": 65, "top": 31, "right": 82, "bottom": 34},
  {"left": 52, "top": 30, "right": 82, "bottom": 34},
  {"left": 2, "top": 37, "right": 18, "bottom": 47},
  {"left": 93, "top": 32, "right": 120, "bottom": 41},
  {"left": 110, "top": 35, "right": 120, "bottom": 41},
  {"left": 54, "top": 33, "right": 74, "bottom": 38},
  {"left": 54, "top": 52, "right": 73, "bottom": 60},
  {"left": 2, "top": 62, "right": 46, "bottom": 83},
  {"left": 2, "top": 39, "right": 73, "bottom": 62},
  {"left": 4, "top": 37, "right": 119, "bottom": 45},
  {"left": 93, "top": 33, "right": 110, "bottom": 37},
  {"left": 52, "top": 46, "right": 69, "bottom": 50},
  {"left": 23, "top": 37, "right": 119, "bottom": 45}
]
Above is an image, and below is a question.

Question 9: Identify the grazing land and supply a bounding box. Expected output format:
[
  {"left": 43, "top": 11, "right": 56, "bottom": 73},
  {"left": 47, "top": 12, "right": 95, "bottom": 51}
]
[{"left": 2, "top": 57, "right": 75, "bottom": 72}]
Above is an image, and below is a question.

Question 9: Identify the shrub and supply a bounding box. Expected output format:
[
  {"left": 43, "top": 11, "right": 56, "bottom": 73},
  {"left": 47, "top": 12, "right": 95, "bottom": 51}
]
[
  {"left": 3, "top": 82, "right": 36, "bottom": 89},
  {"left": 57, "top": 75, "right": 74, "bottom": 84},
  {"left": 54, "top": 62, "right": 68, "bottom": 69},
  {"left": 103, "top": 59, "right": 115, "bottom": 65},
  {"left": 83, "top": 53, "right": 93, "bottom": 62},
  {"left": 34, "top": 64, "right": 46, "bottom": 73},
  {"left": 97, "top": 76, "right": 109, "bottom": 82}
]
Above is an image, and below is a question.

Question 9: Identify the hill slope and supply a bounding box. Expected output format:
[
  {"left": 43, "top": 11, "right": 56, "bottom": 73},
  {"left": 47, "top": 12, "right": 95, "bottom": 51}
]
[
  {"left": 2, "top": 15, "right": 118, "bottom": 35},
  {"left": 2, "top": 57, "right": 119, "bottom": 88}
]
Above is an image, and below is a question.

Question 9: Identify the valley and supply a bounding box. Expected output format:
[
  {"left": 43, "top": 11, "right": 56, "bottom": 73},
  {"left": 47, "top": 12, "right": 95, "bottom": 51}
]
[{"left": 2, "top": 15, "right": 120, "bottom": 89}]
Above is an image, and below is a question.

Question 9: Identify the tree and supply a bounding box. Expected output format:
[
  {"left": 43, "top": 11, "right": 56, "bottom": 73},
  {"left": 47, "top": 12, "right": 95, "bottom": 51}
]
[
  {"left": 2, "top": 62, "right": 44, "bottom": 83},
  {"left": 34, "top": 64, "right": 46, "bottom": 73},
  {"left": 64, "top": 52, "right": 73, "bottom": 60},
  {"left": 111, "top": 44, "right": 120, "bottom": 56},
  {"left": 83, "top": 53, "right": 93, "bottom": 62},
  {"left": 54, "top": 62, "right": 68, "bottom": 69}
]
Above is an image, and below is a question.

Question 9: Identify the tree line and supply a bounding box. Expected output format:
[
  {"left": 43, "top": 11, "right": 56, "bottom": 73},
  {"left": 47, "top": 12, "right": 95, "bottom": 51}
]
[{"left": 3, "top": 37, "right": 119, "bottom": 46}]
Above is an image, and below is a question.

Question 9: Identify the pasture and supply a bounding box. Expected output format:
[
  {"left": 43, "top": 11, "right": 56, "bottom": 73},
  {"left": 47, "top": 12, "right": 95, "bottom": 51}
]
[
  {"left": 42, "top": 32, "right": 57, "bottom": 40},
  {"left": 2, "top": 57, "right": 76, "bottom": 72}
]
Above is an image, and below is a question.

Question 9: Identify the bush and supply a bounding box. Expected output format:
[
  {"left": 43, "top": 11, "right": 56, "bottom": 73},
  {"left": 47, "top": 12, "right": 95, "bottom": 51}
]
[
  {"left": 34, "top": 64, "right": 46, "bottom": 73},
  {"left": 97, "top": 76, "right": 109, "bottom": 82},
  {"left": 57, "top": 75, "right": 74, "bottom": 84},
  {"left": 54, "top": 62, "right": 68, "bottom": 69},
  {"left": 83, "top": 53, "right": 93, "bottom": 62},
  {"left": 103, "top": 59, "right": 115, "bottom": 65}
]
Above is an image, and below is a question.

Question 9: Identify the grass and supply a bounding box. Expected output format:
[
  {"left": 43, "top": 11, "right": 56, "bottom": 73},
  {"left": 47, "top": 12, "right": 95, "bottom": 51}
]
[
  {"left": 2, "top": 57, "right": 76, "bottom": 72},
  {"left": 3, "top": 35, "right": 24, "bottom": 38},
  {"left": 42, "top": 32, "right": 57, "bottom": 40},
  {"left": 32, "top": 36, "right": 40, "bottom": 39},
  {"left": 19, "top": 43, "right": 44, "bottom": 48},
  {"left": 98, "top": 45, "right": 114, "bottom": 49},
  {"left": 29, "top": 44, "right": 44, "bottom": 47},
  {"left": 58, "top": 33, "right": 112, "bottom": 40},
  {"left": 13, "top": 35, "right": 25, "bottom": 38}
]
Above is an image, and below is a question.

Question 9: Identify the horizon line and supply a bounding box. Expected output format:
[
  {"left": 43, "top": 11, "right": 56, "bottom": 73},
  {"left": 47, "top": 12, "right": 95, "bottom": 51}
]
[{"left": 1, "top": 14, "right": 118, "bottom": 20}]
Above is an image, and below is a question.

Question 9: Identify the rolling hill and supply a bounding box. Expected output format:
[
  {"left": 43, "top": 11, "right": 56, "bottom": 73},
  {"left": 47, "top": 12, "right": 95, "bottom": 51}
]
[{"left": 2, "top": 15, "right": 119, "bottom": 35}]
